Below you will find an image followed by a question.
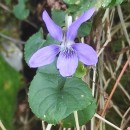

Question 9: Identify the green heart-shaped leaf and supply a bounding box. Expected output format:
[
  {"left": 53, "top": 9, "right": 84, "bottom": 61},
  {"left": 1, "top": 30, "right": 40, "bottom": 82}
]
[
  {"left": 61, "top": 100, "right": 96, "bottom": 128},
  {"left": 52, "top": 10, "right": 65, "bottom": 26},
  {"left": 13, "top": 0, "right": 29, "bottom": 20},
  {"left": 24, "top": 29, "right": 45, "bottom": 63},
  {"left": 63, "top": 0, "right": 79, "bottom": 4},
  {"left": 28, "top": 72, "right": 94, "bottom": 124},
  {"left": 38, "top": 60, "right": 58, "bottom": 75}
]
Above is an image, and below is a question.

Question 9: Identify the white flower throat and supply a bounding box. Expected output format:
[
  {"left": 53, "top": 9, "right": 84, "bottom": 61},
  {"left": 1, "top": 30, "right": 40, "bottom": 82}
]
[
  {"left": 60, "top": 14, "right": 75, "bottom": 55},
  {"left": 60, "top": 32, "right": 74, "bottom": 53}
]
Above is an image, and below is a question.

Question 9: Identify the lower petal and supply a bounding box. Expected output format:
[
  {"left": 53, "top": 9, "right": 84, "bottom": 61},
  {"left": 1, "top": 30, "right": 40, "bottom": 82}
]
[
  {"left": 57, "top": 51, "right": 78, "bottom": 77},
  {"left": 29, "top": 45, "right": 60, "bottom": 68},
  {"left": 72, "top": 43, "right": 97, "bottom": 65}
]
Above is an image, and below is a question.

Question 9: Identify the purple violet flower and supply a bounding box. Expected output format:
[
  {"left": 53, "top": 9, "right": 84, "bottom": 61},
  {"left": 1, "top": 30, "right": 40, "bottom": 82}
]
[{"left": 29, "top": 8, "right": 98, "bottom": 77}]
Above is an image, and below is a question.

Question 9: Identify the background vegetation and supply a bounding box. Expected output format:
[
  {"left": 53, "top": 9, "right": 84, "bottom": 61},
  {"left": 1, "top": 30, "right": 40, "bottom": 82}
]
[{"left": 0, "top": 0, "right": 130, "bottom": 130}]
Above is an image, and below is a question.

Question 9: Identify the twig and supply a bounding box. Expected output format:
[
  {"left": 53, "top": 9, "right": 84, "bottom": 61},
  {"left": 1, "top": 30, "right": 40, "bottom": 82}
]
[
  {"left": 0, "top": 2, "right": 11, "bottom": 12},
  {"left": 0, "top": 2, "right": 38, "bottom": 29},
  {"left": 46, "top": 124, "right": 52, "bottom": 130},
  {"left": 94, "top": 113, "right": 122, "bottom": 130},
  {"left": 0, "top": 32, "right": 25, "bottom": 44},
  {"left": 74, "top": 111, "right": 80, "bottom": 130},
  {"left": 0, "top": 120, "right": 6, "bottom": 130},
  {"left": 25, "top": 20, "right": 38, "bottom": 29}
]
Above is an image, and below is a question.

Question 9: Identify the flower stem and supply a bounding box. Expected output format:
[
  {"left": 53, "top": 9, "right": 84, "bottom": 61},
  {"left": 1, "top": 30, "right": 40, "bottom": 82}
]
[{"left": 74, "top": 111, "right": 80, "bottom": 130}]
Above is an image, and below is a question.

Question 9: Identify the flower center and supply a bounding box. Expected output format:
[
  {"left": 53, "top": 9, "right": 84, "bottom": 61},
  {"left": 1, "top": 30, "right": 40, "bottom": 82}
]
[
  {"left": 60, "top": 40, "right": 74, "bottom": 52},
  {"left": 60, "top": 31, "right": 74, "bottom": 52}
]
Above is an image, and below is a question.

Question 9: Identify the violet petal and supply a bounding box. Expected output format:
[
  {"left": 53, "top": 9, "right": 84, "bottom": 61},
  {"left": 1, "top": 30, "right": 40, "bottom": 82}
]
[
  {"left": 72, "top": 43, "right": 97, "bottom": 65},
  {"left": 57, "top": 51, "right": 78, "bottom": 77},
  {"left": 42, "top": 10, "right": 63, "bottom": 41},
  {"left": 66, "top": 7, "right": 95, "bottom": 40},
  {"left": 29, "top": 45, "right": 60, "bottom": 68}
]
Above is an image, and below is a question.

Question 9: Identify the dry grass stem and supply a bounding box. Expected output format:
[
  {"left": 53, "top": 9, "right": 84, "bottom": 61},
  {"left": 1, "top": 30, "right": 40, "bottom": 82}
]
[
  {"left": 101, "top": 55, "right": 130, "bottom": 116},
  {"left": 94, "top": 114, "right": 122, "bottom": 130},
  {"left": 74, "top": 111, "right": 80, "bottom": 130},
  {"left": 120, "top": 107, "right": 130, "bottom": 129},
  {"left": 42, "top": 121, "right": 46, "bottom": 130},
  {"left": 46, "top": 124, "right": 53, "bottom": 130},
  {"left": 117, "top": 5, "right": 130, "bottom": 45},
  {"left": 0, "top": 120, "right": 6, "bottom": 130}
]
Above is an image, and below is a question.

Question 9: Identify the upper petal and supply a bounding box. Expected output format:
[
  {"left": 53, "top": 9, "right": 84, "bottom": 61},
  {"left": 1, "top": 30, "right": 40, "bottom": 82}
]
[
  {"left": 29, "top": 45, "right": 60, "bottom": 68},
  {"left": 57, "top": 51, "right": 78, "bottom": 77},
  {"left": 66, "top": 7, "right": 95, "bottom": 40},
  {"left": 72, "top": 43, "right": 97, "bottom": 65},
  {"left": 42, "top": 10, "right": 63, "bottom": 41}
]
